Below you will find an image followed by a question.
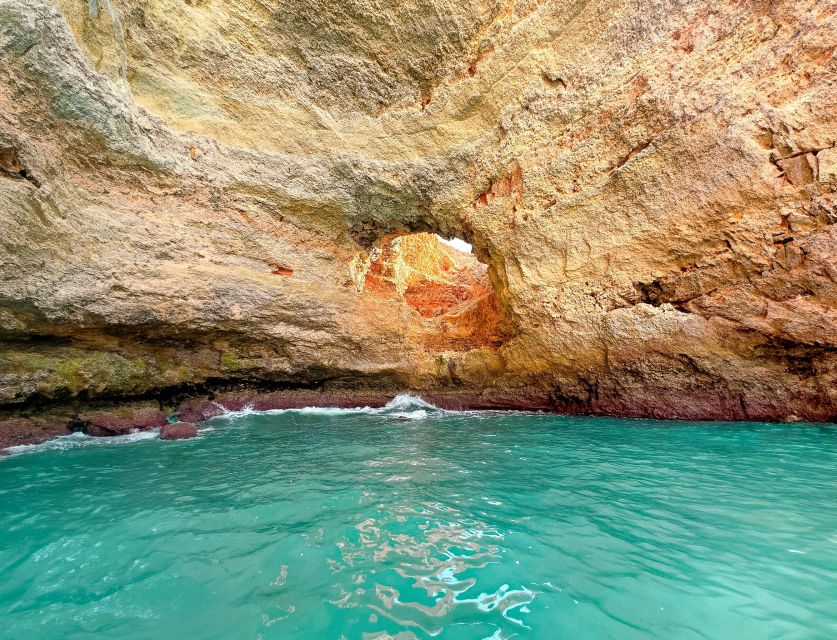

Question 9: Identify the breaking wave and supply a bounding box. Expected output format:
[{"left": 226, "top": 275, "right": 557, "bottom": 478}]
[
  {"left": 5, "top": 429, "right": 161, "bottom": 456},
  {"left": 5, "top": 425, "right": 215, "bottom": 457},
  {"left": 3, "top": 395, "right": 535, "bottom": 457},
  {"left": 214, "top": 393, "right": 448, "bottom": 422}
]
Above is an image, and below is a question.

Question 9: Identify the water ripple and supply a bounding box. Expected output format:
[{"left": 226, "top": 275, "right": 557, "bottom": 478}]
[{"left": 0, "top": 405, "right": 835, "bottom": 639}]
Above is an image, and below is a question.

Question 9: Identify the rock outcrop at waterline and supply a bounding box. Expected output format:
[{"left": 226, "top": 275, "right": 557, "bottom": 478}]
[
  {"left": 1, "top": 0, "right": 836, "bottom": 430},
  {"left": 159, "top": 422, "right": 198, "bottom": 441}
]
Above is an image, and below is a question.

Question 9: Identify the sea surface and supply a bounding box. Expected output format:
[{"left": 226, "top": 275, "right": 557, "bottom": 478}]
[{"left": 1, "top": 395, "right": 835, "bottom": 639}]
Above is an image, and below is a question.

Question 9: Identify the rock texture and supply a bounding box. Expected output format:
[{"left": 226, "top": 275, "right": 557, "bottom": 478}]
[
  {"left": 79, "top": 404, "right": 168, "bottom": 437},
  {"left": 1, "top": 0, "right": 836, "bottom": 429},
  {"left": 159, "top": 422, "right": 198, "bottom": 441},
  {"left": 0, "top": 416, "right": 70, "bottom": 450}
]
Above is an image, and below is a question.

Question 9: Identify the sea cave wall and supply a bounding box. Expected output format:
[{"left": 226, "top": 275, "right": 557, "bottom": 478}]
[{"left": 1, "top": 0, "right": 836, "bottom": 428}]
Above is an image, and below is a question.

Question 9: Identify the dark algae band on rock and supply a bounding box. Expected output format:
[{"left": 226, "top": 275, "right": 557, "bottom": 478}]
[{"left": 1, "top": 1, "right": 836, "bottom": 424}]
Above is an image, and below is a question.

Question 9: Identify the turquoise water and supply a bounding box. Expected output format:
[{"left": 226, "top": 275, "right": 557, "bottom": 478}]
[{"left": 1, "top": 396, "right": 835, "bottom": 640}]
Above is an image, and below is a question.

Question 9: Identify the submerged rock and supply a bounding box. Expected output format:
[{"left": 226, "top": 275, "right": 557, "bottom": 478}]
[{"left": 159, "top": 422, "right": 198, "bottom": 441}]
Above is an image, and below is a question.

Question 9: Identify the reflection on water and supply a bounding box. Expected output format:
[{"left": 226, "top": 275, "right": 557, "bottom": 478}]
[
  {"left": 331, "top": 500, "right": 532, "bottom": 638},
  {"left": 1, "top": 396, "right": 835, "bottom": 640}
]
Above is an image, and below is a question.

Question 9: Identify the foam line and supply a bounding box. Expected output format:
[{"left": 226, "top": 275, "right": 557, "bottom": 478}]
[
  {"left": 213, "top": 393, "right": 446, "bottom": 421},
  {"left": 6, "top": 429, "right": 160, "bottom": 456}
]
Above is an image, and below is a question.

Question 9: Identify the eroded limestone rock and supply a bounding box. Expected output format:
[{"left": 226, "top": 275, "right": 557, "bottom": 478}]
[{"left": 1, "top": 0, "right": 836, "bottom": 425}]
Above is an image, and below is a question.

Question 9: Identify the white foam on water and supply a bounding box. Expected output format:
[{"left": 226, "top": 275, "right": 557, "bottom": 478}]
[
  {"left": 215, "top": 404, "right": 258, "bottom": 420},
  {"left": 382, "top": 394, "right": 440, "bottom": 412},
  {"left": 5, "top": 429, "right": 160, "bottom": 456},
  {"left": 212, "top": 393, "right": 449, "bottom": 421},
  {"left": 3, "top": 394, "right": 542, "bottom": 456}
]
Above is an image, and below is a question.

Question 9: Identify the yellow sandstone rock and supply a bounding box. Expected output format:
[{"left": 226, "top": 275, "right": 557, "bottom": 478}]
[{"left": 0, "top": 0, "right": 836, "bottom": 420}]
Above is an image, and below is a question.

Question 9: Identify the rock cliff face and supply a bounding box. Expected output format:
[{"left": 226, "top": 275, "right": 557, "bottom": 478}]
[{"left": 1, "top": 0, "right": 836, "bottom": 427}]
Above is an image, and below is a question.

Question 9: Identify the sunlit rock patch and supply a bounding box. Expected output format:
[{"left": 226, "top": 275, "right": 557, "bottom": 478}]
[{"left": 353, "top": 233, "right": 508, "bottom": 351}]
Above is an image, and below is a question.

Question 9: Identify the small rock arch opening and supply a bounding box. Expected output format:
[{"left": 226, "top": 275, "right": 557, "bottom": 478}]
[
  {"left": 437, "top": 236, "right": 473, "bottom": 254},
  {"left": 352, "top": 232, "right": 509, "bottom": 351}
]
